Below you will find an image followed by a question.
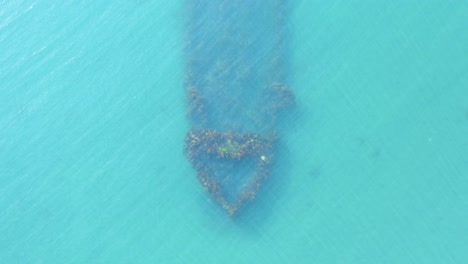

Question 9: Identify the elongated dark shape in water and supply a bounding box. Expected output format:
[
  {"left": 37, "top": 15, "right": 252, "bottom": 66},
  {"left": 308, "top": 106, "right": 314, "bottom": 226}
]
[{"left": 184, "top": 0, "right": 293, "bottom": 215}]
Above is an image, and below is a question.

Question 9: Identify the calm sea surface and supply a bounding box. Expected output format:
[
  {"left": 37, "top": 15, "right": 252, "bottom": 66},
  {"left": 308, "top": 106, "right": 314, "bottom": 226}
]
[{"left": 1, "top": 0, "right": 467, "bottom": 263}]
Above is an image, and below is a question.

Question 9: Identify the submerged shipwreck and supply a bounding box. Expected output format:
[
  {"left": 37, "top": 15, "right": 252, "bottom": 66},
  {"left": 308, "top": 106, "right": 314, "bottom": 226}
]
[{"left": 184, "top": 1, "right": 294, "bottom": 215}]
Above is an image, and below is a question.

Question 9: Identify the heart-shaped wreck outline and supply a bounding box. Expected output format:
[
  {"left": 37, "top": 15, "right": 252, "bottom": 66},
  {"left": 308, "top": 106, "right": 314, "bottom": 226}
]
[{"left": 185, "top": 129, "right": 275, "bottom": 215}]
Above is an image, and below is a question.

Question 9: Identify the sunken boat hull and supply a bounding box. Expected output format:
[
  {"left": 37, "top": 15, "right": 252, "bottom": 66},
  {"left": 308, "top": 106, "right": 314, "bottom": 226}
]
[{"left": 184, "top": 0, "right": 293, "bottom": 215}]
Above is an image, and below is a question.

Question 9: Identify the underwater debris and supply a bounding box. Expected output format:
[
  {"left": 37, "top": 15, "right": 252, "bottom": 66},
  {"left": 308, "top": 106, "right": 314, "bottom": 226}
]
[
  {"left": 183, "top": 0, "right": 292, "bottom": 216},
  {"left": 185, "top": 129, "right": 274, "bottom": 216}
]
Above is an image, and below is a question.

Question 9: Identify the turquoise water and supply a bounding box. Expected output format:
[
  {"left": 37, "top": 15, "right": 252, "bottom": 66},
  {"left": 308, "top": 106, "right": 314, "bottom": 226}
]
[{"left": 1, "top": 0, "right": 467, "bottom": 263}]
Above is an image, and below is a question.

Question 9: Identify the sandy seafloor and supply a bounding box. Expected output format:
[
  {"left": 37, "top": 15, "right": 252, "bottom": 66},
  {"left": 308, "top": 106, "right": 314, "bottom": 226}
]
[{"left": 1, "top": 0, "right": 467, "bottom": 263}]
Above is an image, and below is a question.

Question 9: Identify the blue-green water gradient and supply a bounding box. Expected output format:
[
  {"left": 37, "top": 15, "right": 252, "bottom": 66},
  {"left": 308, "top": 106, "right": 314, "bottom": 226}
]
[{"left": 1, "top": 0, "right": 467, "bottom": 263}]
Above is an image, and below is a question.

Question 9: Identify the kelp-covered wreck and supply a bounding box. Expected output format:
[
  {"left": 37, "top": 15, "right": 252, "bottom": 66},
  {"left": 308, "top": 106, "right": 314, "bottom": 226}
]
[{"left": 184, "top": 0, "right": 294, "bottom": 216}]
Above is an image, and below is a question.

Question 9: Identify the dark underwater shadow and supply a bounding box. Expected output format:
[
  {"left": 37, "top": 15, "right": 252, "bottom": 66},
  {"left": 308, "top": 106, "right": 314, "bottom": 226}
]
[{"left": 183, "top": 0, "right": 303, "bottom": 232}]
